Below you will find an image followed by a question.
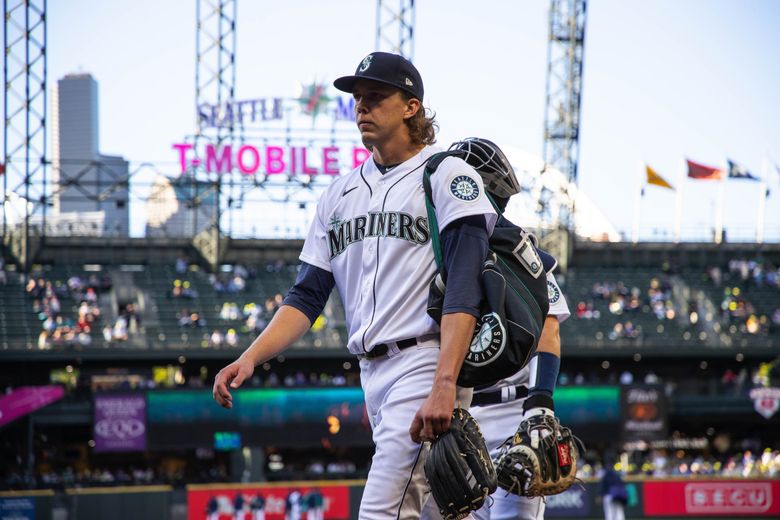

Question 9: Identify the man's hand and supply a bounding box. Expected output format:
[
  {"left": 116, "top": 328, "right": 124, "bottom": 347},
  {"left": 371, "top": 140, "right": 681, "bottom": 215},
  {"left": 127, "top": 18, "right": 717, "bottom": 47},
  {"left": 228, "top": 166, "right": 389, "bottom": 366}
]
[
  {"left": 213, "top": 357, "right": 255, "bottom": 408},
  {"left": 409, "top": 378, "right": 456, "bottom": 443}
]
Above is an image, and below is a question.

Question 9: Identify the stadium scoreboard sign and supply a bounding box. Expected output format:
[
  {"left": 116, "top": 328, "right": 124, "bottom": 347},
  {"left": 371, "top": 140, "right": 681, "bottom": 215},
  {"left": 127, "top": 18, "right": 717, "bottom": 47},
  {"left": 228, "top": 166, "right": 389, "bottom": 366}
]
[{"left": 178, "top": 83, "right": 368, "bottom": 177}]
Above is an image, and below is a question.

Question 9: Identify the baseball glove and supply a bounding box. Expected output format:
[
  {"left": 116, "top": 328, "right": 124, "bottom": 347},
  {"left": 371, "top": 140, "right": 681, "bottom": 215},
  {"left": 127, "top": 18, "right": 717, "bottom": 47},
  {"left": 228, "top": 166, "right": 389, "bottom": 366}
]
[
  {"left": 494, "top": 412, "right": 584, "bottom": 497},
  {"left": 424, "top": 408, "right": 497, "bottom": 520}
]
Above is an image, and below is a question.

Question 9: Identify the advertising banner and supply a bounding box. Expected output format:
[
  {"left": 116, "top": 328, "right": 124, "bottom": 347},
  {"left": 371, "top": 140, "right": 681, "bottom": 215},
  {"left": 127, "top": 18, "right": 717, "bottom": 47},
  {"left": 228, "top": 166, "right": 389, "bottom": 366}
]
[
  {"left": 0, "top": 497, "right": 35, "bottom": 520},
  {"left": 93, "top": 394, "right": 147, "bottom": 452},
  {"left": 621, "top": 384, "right": 668, "bottom": 441},
  {"left": 0, "top": 385, "right": 64, "bottom": 428},
  {"left": 544, "top": 486, "right": 591, "bottom": 517},
  {"left": 644, "top": 480, "right": 780, "bottom": 516},
  {"left": 188, "top": 484, "right": 350, "bottom": 520}
]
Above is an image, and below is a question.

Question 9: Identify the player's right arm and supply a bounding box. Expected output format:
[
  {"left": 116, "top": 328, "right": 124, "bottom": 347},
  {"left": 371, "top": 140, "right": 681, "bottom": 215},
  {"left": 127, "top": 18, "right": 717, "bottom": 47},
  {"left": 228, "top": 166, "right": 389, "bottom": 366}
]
[
  {"left": 214, "top": 193, "right": 335, "bottom": 409},
  {"left": 213, "top": 304, "right": 312, "bottom": 408}
]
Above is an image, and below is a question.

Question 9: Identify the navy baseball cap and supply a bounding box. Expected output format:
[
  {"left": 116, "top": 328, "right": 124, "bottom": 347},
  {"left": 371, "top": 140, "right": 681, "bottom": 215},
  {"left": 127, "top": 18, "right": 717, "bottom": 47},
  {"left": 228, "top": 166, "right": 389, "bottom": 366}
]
[{"left": 334, "top": 51, "right": 424, "bottom": 101}]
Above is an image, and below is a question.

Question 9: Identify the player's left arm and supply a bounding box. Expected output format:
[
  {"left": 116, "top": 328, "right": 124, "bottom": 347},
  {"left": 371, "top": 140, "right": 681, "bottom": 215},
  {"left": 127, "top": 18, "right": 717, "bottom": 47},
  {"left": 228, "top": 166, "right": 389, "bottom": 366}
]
[
  {"left": 410, "top": 311, "right": 477, "bottom": 443},
  {"left": 410, "top": 214, "right": 488, "bottom": 443}
]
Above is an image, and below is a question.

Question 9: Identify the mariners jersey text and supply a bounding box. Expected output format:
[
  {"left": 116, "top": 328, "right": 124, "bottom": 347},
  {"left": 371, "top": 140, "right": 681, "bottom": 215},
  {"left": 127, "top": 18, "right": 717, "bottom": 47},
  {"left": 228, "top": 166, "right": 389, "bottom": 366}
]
[{"left": 328, "top": 211, "right": 430, "bottom": 259}]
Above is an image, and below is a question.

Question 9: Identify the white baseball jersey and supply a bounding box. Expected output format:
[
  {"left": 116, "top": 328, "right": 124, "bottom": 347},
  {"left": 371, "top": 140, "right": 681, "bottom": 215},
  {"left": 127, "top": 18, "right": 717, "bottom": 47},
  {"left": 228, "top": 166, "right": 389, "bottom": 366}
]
[
  {"left": 476, "top": 272, "right": 570, "bottom": 392},
  {"left": 300, "top": 145, "right": 497, "bottom": 356}
]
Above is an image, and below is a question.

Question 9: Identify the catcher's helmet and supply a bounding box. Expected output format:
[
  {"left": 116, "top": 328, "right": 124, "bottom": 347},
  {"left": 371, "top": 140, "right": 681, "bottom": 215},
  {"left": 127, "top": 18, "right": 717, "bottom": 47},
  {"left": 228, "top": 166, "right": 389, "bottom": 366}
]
[{"left": 450, "top": 137, "right": 520, "bottom": 200}]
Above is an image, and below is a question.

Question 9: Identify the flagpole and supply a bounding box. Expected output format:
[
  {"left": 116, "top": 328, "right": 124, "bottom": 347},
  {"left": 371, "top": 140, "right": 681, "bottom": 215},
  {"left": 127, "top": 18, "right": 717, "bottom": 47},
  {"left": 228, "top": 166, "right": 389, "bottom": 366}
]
[
  {"left": 632, "top": 162, "right": 643, "bottom": 243},
  {"left": 715, "top": 172, "right": 726, "bottom": 244},
  {"left": 757, "top": 158, "right": 768, "bottom": 243},
  {"left": 674, "top": 160, "right": 685, "bottom": 243}
]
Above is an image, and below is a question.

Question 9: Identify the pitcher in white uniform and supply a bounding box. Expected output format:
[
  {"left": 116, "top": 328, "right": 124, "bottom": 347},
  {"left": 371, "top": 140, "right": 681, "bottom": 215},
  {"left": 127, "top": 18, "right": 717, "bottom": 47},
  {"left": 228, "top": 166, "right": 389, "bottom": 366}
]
[{"left": 213, "top": 51, "right": 497, "bottom": 519}]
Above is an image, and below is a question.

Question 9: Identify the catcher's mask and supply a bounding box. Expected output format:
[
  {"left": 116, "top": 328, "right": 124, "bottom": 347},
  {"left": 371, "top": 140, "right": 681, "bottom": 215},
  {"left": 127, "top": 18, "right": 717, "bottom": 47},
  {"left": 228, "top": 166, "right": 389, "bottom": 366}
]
[{"left": 450, "top": 137, "right": 519, "bottom": 201}]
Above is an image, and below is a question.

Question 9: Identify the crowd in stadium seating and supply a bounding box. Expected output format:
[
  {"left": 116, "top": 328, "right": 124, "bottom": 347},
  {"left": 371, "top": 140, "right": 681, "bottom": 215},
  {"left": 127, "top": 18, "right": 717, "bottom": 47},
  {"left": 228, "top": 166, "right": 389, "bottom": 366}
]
[
  {"left": 704, "top": 259, "right": 780, "bottom": 337},
  {"left": 167, "top": 259, "right": 297, "bottom": 349},
  {"left": 585, "top": 276, "right": 676, "bottom": 320},
  {"left": 12, "top": 256, "right": 779, "bottom": 352},
  {"left": 25, "top": 270, "right": 111, "bottom": 349},
  {"left": 715, "top": 258, "right": 780, "bottom": 289},
  {"left": 566, "top": 257, "right": 780, "bottom": 345},
  {"left": 208, "top": 294, "right": 281, "bottom": 344},
  {"left": 5, "top": 445, "right": 778, "bottom": 491},
  {"left": 2, "top": 464, "right": 227, "bottom": 490},
  {"left": 577, "top": 448, "right": 780, "bottom": 479}
]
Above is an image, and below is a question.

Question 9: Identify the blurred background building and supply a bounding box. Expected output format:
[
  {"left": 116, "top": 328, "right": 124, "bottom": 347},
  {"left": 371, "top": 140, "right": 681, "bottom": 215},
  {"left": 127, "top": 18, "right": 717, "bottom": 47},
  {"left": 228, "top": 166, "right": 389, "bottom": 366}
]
[{"left": 51, "top": 73, "right": 129, "bottom": 236}]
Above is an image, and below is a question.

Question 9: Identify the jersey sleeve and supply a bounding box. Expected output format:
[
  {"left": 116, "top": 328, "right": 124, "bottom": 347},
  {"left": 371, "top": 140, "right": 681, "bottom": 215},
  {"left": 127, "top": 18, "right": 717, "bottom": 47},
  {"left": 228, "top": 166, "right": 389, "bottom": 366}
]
[
  {"left": 299, "top": 198, "right": 332, "bottom": 272},
  {"left": 429, "top": 157, "right": 497, "bottom": 234},
  {"left": 546, "top": 272, "right": 570, "bottom": 323}
]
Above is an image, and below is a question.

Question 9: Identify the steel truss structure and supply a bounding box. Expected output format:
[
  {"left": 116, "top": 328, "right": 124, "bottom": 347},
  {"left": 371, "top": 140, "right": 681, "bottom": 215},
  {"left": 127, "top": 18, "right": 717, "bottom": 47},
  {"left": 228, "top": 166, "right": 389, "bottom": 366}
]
[
  {"left": 3, "top": 0, "right": 47, "bottom": 271},
  {"left": 189, "top": 0, "right": 237, "bottom": 268},
  {"left": 2, "top": 1, "right": 420, "bottom": 271},
  {"left": 375, "top": 0, "right": 415, "bottom": 59},
  {"left": 542, "top": 0, "right": 587, "bottom": 230}
]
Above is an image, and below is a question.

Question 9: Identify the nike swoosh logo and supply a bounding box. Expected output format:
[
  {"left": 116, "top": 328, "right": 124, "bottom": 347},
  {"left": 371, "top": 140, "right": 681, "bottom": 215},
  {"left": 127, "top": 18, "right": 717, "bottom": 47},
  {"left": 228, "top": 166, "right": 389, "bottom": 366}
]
[{"left": 342, "top": 186, "right": 359, "bottom": 197}]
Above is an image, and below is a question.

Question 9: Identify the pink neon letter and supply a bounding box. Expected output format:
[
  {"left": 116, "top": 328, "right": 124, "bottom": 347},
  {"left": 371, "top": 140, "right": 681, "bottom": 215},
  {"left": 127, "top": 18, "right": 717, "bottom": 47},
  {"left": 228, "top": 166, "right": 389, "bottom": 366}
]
[
  {"left": 205, "top": 144, "right": 232, "bottom": 173},
  {"left": 266, "top": 146, "right": 286, "bottom": 174},
  {"left": 352, "top": 147, "right": 371, "bottom": 168},
  {"left": 172, "top": 143, "right": 193, "bottom": 173},
  {"left": 301, "top": 147, "right": 318, "bottom": 175},
  {"left": 237, "top": 145, "right": 260, "bottom": 174},
  {"left": 322, "top": 147, "right": 340, "bottom": 175}
]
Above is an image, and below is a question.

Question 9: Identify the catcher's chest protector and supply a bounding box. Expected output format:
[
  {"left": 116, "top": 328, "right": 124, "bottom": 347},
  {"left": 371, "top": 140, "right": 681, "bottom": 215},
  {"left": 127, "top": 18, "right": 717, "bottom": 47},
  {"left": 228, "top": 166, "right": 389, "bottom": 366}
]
[{"left": 423, "top": 152, "right": 550, "bottom": 387}]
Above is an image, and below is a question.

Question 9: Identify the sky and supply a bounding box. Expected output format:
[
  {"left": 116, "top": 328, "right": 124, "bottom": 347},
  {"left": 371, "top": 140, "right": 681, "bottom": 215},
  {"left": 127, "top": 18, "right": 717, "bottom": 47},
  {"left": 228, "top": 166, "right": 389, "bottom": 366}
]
[{"left": 5, "top": 0, "right": 780, "bottom": 241}]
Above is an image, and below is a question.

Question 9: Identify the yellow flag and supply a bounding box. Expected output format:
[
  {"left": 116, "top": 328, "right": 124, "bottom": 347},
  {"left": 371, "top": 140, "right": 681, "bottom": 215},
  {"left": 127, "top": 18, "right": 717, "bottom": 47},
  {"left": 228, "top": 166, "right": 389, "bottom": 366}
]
[{"left": 646, "top": 165, "right": 674, "bottom": 190}]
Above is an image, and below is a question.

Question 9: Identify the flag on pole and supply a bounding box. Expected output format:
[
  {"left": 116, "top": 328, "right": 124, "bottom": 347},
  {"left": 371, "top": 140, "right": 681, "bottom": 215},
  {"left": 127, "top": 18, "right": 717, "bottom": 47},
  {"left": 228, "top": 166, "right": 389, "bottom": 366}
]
[
  {"left": 687, "top": 159, "right": 724, "bottom": 180},
  {"left": 646, "top": 165, "right": 675, "bottom": 190},
  {"left": 727, "top": 159, "right": 759, "bottom": 181},
  {"left": 0, "top": 162, "right": 5, "bottom": 176}
]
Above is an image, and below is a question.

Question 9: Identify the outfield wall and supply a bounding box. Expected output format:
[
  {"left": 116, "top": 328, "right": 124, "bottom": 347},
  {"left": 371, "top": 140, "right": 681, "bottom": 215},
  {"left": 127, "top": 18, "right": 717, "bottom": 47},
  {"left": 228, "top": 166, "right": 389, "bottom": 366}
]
[{"left": 2, "top": 478, "right": 778, "bottom": 519}]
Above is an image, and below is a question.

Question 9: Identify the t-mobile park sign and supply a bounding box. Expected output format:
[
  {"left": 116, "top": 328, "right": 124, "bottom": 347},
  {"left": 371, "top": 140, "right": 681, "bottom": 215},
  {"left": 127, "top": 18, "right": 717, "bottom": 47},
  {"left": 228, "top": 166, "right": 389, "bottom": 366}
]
[
  {"left": 180, "top": 82, "right": 368, "bottom": 175},
  {"left": 172, "top": 143, "right": 370, "bottom": 176}
]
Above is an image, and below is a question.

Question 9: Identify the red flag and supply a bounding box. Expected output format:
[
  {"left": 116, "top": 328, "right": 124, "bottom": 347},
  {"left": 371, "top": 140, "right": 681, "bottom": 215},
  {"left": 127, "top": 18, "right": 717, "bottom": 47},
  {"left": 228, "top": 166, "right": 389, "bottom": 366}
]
[
  {"left": 687, "top": 159, "right": 724, "bottom": 180},
  {"left": 0, "top": 162, "right": 5, "bottom": 175}
]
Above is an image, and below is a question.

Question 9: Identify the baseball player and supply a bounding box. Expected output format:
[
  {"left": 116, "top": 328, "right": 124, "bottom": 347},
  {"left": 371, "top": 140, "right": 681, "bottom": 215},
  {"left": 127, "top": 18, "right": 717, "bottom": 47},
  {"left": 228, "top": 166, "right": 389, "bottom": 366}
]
[
  {"left": 421, "top": 138, "right": 570, "bottom": 520},
  {"left": 213, "top": 51, "right": 497, "bottom": 519}
]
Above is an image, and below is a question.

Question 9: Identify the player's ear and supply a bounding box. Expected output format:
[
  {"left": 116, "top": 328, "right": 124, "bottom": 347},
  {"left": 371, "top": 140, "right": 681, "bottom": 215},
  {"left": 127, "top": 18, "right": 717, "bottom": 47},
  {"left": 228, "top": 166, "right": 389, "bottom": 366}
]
[{"left": 403, "top": 97, "right": 422, "bottom": 120}]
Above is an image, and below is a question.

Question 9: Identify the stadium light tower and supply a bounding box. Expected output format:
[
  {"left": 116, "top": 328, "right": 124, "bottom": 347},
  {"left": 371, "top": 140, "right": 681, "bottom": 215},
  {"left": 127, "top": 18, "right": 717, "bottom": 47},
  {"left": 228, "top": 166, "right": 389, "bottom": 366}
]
[
  {"left": 542, "top": 0, "right": 587, "bottom": 231},
  {"left": 375, "top": 0, "right": 415, "bottom": 59},
  {"left": 193, "top": 0, "right": 237, "bottom": 270},
  {"left": 3, "top": 0, "right": 47, "bottom": 273}
]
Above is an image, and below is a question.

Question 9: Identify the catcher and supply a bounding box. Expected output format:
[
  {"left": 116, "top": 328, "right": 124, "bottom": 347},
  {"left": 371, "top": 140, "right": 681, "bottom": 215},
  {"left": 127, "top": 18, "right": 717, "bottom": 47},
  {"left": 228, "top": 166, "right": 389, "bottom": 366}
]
[{"left": 423, "top": 138, "right": 582, "bottom": 520}]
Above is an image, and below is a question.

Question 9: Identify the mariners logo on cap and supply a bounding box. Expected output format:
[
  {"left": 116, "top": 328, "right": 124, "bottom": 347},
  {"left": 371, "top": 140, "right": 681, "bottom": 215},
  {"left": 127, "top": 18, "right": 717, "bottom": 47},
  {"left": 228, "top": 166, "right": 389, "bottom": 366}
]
[
  {"left": 548, "top": 280, "right": 560, "bottom": 304},
  {"left": 359, "top": 55, "right": 373, "bottom": 72},
  {"left": 465, "top": 312, "right": 506, "bottom": 366},
  {"left": 450, "top": 175, "right": 480, "bottom": 202}
]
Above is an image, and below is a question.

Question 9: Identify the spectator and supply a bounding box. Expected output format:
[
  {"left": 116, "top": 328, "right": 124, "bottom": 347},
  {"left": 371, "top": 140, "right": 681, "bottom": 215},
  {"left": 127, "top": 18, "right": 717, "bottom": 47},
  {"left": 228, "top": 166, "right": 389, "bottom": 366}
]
[
  {"left": 175, "top": 255, "right": 188, "bottom": 275},
  {"left": 225, "top": 329, "right": 239, "bottom": 347},
  {"left": 285, "top": 490, "right": 302, "bottom": 520},
  {"left": 250, "top": 494, "right": 265, "bottom": 520},
  {"left": 209, "top": 330, "right": 224, "bottom": 348},
  {"left": 600, "top": 462, "right": 627, "bottom": 520}
]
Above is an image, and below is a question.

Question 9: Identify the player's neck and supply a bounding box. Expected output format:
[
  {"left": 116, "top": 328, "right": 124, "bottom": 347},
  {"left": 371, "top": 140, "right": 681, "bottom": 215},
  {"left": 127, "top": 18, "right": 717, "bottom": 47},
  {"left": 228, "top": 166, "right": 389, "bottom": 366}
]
[{"left": 371, "top": 137, "right": 425, "bottom": 167}]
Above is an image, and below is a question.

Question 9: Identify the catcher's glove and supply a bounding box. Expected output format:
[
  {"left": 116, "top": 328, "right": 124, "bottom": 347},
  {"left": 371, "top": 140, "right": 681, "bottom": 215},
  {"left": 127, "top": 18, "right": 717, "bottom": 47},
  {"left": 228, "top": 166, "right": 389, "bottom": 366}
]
[
  {"left": 424, "top": 408, "right": 497, "bottom": 520},
  {"left": 494, "top": 411, "right": 584, "bottom": 497}
]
